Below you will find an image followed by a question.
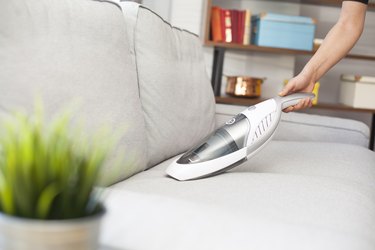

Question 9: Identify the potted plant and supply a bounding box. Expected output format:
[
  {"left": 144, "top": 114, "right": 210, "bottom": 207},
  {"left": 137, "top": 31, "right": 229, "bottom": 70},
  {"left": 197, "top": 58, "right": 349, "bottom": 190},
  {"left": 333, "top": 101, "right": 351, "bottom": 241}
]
[{"left": 0, "top": 104, "right": 113, "bottom": 250}]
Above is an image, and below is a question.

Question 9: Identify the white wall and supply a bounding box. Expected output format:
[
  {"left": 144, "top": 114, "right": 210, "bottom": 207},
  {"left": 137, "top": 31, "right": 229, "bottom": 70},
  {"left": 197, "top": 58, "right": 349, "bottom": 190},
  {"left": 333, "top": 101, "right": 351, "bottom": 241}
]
[
  {"left": 142, "top": 0, "right": 172, "bottom": 22},
  {"left": 141, "top": 0, "right": 204, "bottom": 35},
  {"left": 169, "top": 0, "right": 205, "bottom": 35}
]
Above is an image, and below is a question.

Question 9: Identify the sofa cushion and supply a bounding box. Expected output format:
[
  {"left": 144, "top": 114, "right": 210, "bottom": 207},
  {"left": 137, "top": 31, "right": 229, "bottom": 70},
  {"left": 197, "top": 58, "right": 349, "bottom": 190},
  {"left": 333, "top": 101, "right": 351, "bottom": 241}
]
[
  {"left": 123, "top": 4, "right": 216, "bottom": 168},
  {"left": 215, "top": 103, "right": 370, "bottom": 147},
  {"left": 101, "top": 141, "right": 375, "bottom": 250},
  {"left": 277, "top": 112, "right": 370, "bottom": 147},
  {"left": 0, "top": 0, "right": 147, "bottom": 185}
]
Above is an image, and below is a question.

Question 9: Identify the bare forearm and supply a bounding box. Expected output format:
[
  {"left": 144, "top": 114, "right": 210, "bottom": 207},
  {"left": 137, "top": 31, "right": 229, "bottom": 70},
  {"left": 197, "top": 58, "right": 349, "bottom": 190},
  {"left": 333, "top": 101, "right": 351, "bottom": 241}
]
[
  {"left": 301, "top": 2, "right": 366, "bottom": 82},
  {"left": 280, "top": 1, "right": 367, "bottom": 112}
]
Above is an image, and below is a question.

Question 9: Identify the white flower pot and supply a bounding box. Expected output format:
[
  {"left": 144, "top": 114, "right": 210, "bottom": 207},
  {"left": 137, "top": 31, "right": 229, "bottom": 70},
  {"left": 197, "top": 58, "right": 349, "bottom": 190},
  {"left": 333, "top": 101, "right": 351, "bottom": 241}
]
[{"left": 0, "top": 209, "right": 104, "bottom": 250}]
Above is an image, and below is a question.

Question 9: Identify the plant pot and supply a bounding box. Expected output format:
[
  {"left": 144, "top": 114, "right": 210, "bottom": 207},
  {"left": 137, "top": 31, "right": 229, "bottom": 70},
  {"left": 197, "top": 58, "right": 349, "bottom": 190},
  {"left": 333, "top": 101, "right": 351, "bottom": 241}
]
[{"left": 0, "top": 207, "right": 105, "bottom": 250}]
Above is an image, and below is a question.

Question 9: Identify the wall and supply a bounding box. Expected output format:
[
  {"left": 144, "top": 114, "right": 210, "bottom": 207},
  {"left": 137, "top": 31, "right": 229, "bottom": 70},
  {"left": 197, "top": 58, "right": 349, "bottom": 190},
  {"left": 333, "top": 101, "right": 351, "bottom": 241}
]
[
  {"left": 140, "top": 0, "right": 203, "bottom": 36},
  {"left": 169, "top": 0, "right": 204, "bottom": 35},
  {"left": 141, "top": 0, "right": 172, "bottom": 22}
]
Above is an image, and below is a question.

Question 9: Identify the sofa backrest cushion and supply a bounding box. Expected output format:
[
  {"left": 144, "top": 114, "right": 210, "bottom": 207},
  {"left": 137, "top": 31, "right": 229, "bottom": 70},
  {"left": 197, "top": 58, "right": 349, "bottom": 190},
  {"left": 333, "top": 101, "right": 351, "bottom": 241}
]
[
  {"left": 122, "top": 4, "right": 216, "bottom": 168},
  {"left": 0, "top": 0, "right": 148, "bottom": 185}
]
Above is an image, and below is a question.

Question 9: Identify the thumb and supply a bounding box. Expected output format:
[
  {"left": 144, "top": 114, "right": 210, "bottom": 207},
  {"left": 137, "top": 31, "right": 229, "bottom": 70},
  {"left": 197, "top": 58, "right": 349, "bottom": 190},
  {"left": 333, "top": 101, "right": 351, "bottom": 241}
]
[{"left": 279, "top": 83, "right": 294, "bottom": 96}]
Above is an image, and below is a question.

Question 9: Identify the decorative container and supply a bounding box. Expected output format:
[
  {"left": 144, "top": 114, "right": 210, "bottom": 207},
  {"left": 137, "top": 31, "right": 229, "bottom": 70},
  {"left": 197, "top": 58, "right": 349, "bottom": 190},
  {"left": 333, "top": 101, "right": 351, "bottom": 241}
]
[
  {"left": 251, "top": 13, "right": 316, "bottom": 51},
  {"left": 226, "top": 76, "right": 264, "bottom": 98},
  {"left": 340, "top": 74, "right": 375, "bottom": 109}
]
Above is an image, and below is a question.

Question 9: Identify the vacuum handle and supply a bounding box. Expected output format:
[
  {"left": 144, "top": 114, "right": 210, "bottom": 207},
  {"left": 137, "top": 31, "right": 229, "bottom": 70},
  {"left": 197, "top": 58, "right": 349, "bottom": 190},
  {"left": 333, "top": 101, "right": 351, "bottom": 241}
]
[{"left": 279, "top": 93, "right": 315, "bottom": 110}]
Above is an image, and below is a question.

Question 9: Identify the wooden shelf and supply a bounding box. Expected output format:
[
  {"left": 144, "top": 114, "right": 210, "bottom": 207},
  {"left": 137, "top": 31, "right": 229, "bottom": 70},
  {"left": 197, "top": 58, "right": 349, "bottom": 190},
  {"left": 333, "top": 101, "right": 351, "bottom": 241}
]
[
  {"left": 291, "top": 0, "right": 375, "bottom": 10},
  {"left": 216, "top": 96, "right": 375, "bottom": 113},
  {"left": 204, "top": 41, "right": 375, "bottom": 61},
  {"left": 212, "top": 0, "right": 375, "bottom": 10}
]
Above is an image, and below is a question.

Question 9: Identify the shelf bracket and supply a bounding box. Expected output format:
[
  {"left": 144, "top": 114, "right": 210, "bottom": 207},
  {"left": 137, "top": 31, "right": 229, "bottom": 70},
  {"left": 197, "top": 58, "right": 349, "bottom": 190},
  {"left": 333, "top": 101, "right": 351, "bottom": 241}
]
[{"left": 211, "top": 47, "right": 226, "bottom": 96}]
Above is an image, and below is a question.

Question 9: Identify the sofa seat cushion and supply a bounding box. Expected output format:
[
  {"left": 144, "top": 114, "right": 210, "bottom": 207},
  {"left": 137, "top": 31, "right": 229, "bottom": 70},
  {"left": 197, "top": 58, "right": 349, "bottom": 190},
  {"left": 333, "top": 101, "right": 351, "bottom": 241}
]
[
  {"left": 216, "top": 104, "right": 370, "bottom": 147},
  {"left": 101, "top": 141, "right": 375, "bottom": 250},
  {"left": 121, "top": 3, "right": 216, "bottom": 168},
  {"left": 0, "top": 0, "right": 148, "bottom": 185}
]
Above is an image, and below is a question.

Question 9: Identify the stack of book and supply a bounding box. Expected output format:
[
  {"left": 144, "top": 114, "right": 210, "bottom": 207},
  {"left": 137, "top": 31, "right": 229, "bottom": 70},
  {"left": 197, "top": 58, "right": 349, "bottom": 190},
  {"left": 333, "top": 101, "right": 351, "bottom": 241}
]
[{"left": 210, "top": 6, "right": 251, "bottom": 45}]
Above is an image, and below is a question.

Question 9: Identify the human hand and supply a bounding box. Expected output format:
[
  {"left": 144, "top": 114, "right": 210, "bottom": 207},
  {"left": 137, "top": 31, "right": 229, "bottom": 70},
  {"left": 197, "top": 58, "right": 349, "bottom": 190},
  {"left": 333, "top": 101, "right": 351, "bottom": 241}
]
[{"left": 279, "top": 72, "right": 316, "bottom": 112}]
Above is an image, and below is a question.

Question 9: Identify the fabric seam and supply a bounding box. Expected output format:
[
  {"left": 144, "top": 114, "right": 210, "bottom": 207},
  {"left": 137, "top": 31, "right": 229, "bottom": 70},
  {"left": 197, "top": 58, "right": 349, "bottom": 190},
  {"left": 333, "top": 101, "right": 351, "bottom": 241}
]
[
  {"left": 91, "top": 0, "right": 122, "bottom": 10},
  {"left": 138, "top": 5, "right": 199, "bottom": 37}
]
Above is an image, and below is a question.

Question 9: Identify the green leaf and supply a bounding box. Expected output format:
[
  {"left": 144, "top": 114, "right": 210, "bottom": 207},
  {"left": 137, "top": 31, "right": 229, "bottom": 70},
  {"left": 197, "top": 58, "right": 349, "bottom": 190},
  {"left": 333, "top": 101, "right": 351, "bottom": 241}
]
[
  {"left": 36, "top": 183, "right": 60, "bottom": 219},
  {"left": 0, "top": 182, "right": 15, "bottom": 215}
]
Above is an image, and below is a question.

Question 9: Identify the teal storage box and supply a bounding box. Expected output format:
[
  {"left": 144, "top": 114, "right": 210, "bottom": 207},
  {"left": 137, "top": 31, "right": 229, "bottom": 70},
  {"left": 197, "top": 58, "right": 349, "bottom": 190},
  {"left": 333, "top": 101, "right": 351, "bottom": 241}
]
[{"left": 251, "top": 13, "right": 316, "bottom": 51}]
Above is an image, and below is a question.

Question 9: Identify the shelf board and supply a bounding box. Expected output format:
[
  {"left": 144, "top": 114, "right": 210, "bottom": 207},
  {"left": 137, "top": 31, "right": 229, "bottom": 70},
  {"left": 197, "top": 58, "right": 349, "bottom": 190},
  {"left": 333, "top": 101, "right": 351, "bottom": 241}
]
[
  {"left": 300, "top": 0, "right": 375, "bottom": 10},
  {"left": 204, "top": 41, "right": 375, "bottom": 61},
  {"left": 214, "top": 0, "right": 375, "bottom": 10},
  {"left": 216, "top": 96, "right": 375, "bottom": 113}
]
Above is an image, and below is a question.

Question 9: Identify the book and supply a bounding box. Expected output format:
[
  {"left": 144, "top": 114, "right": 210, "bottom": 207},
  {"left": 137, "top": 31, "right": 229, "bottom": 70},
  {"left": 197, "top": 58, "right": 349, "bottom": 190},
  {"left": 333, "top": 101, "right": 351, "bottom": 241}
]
[
  {"left": 238, "top": 10, "right": 246, "bottom": 44},
  {"left": 211, "top": 6, "right": 223, "bottom": 42},
  {"left": 230, "top": 10, "right": 238, "bottom": 43},
  {"left": 243, "top": 10, "right": 252, "bottom": 45},
  {"left": 223, "top": 9, "right": 232, "bottom": 43}
]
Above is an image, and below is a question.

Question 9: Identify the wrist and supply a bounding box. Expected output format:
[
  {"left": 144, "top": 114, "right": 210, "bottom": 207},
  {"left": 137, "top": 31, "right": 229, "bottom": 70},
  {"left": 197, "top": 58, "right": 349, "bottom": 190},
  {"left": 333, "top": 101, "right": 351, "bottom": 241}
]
[{"left": 300, "top": 65, "right": 318, "bottom": 85}]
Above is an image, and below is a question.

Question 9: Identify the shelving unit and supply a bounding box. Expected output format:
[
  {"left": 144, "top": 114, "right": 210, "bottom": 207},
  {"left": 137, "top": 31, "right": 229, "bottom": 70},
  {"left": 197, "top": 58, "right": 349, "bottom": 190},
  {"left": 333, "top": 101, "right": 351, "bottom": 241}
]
[
  {"left": 204, "top": 0, "right": 375, "bottom": 96},
  {"left": 204, "top": 0, "right": 375, "bottom": 149},
  {"left": 204, "top": 0, "right": 375, "bottom": 44}
]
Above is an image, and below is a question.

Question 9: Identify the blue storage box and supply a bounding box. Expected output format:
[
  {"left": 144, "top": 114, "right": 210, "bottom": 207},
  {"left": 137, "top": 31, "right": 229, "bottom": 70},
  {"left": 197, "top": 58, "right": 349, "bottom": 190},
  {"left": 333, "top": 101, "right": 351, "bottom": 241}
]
[{"left": 251, "top": 13, "right": 316, "bottom": 51}]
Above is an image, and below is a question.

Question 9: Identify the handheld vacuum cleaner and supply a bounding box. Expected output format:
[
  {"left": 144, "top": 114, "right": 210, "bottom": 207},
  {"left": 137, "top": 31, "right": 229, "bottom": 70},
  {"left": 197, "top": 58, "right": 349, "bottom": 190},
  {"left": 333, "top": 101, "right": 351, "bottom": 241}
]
[{"left": 166, "top": 93, "right": 315, "bottom": 181}]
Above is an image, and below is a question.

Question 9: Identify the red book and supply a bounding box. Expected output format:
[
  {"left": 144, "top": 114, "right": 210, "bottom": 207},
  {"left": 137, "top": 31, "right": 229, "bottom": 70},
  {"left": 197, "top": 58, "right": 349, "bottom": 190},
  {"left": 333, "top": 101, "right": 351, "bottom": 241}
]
[
  {"left": 239, "top": 11, "right": 243, "bottom": 43},
  {"left": 231, "top": 10, "right": 239, "bottom": 43},
  {"left": 239, "top": 10, "right": 246, "bottom": 44},
  {"left": 210, "top": 7, "right": 223, "bottom": 42}
]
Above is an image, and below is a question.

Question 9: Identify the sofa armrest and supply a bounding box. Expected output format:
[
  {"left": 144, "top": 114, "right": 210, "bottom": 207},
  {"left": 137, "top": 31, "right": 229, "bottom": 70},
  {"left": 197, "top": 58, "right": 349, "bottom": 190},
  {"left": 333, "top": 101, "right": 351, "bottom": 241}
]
[{"left": 215, "top": 103, "right": 370, "bottom": 148}]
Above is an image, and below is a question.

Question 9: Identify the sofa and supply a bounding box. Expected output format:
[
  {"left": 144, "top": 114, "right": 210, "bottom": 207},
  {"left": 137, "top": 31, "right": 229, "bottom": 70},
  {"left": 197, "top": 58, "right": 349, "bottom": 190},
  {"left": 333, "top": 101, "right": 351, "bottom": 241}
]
[{"left": 1, "top": 0, "right": 375, "bottom": 250}]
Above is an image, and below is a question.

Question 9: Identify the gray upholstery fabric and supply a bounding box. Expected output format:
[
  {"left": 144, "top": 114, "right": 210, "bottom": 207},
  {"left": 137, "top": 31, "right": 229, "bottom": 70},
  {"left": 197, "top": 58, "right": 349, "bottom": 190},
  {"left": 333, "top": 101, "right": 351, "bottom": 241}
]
[
  {"left": 101, "top": 141, "right": 375, "bottom": 250},
  {"left": 131, "top": 5, "right": 216, "bottom": 168},
  {"left": 216, "top": 103, "right": 370, "bottom": 147},
  {"left": 0, "top": 0, "right": 147, "bottom": 185},
  {"left": 277, "top": 112, "right": 370, "bottom": 147}
]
